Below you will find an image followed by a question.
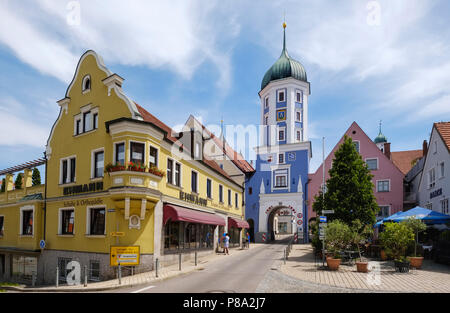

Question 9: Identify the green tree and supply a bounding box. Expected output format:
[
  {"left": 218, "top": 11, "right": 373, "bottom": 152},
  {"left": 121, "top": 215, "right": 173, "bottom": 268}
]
[
  {"left": 402, "top": 217, "right": 427, "bottom": 257},
  {"left": 32, "top": 168, "right": 41, "bottom": 186},
  {"left": 1, "top": 178, "right": 5, "bottom": 192},
  {"left": 14, "top": 173, "right": 23, "bottom": 190},
  {"left": 324, "top": 220, "right": 352, "bottom": 258},
  {"left": 313, "top": 135, "right": 379, "bottom": 226},
  {"left": 380, "top": 222, "right": 415, "bottom": 261}
]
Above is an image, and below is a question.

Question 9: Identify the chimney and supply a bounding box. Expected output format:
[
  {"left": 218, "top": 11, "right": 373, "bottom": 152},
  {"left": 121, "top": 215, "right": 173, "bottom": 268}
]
[
  {"left": 384, "top": 142, "right": 391, "bottom": 159},
  {"left": 423, "top": 140, "right": 428, "bottom": 157}
]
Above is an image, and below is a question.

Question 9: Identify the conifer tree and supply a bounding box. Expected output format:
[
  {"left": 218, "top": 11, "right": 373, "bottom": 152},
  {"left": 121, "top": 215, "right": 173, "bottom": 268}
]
[
  {"left": 32, "top": 168, "right": 41, "bottom": 186},
  {"left": 313, "top": 135, "right": 379, "bottom": 226},
  {"left": 14, "top": 173, "right": 23, "bottom": 190}
]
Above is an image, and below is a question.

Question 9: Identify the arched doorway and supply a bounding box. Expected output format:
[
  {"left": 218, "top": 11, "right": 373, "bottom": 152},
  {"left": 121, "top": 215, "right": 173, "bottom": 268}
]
[
  {"left": 267, "top": 206, "right": 294, "bottom": 241},
  {"left": 247, "top": 218, "right": 255, "bottom": 242}
]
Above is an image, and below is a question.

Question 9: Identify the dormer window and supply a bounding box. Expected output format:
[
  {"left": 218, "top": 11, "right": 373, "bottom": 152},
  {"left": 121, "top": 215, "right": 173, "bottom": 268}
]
[{"left": 82, "top": 75, "right": 91, "bottom": 92}]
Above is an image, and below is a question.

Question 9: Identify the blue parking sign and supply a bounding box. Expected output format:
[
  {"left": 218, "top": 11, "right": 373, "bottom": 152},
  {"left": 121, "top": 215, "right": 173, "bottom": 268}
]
[{"left": 319, "top": 216, "right": 327, "bottom": 223}]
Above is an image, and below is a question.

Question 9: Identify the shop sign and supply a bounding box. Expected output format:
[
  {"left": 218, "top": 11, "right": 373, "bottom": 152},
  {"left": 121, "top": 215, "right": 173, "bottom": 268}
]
[
  {"left": 110, "top": 246, "right": 140, "bottom": 266},
  {"left": 63, "top": 181, "right": 103, "bottom": 196},
  {"left": 430, "top": 188, "right": 442, "bottom": 199},
  {"left": 63, "top": 198, "right": 103, "bottom": 207},
  {"left": 179, "top": 191, "right": 207, "bottom": 207}
]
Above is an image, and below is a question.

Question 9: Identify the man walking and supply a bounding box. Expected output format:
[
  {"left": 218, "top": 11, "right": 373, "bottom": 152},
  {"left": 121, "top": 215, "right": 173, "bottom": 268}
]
[{"left": 224, "top": 233, "right": 230, "bottom": 255}]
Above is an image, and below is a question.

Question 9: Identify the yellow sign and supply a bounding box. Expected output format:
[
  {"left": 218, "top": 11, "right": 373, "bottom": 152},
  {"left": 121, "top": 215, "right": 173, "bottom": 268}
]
[
  {"left": 110, "top": 246, "right": 140, "bottom": 266},
  {"left": 110, "top": 232, "right": 125, "bottom": 237}
]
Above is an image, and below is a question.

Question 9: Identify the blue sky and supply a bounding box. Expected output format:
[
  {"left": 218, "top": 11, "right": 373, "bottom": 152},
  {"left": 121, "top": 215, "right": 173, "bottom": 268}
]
[{"left": 1, "top": 0, "right": 450, "bottom": 175}]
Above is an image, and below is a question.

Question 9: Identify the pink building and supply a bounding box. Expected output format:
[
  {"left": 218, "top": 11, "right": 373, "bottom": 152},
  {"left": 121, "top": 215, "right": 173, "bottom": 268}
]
[{"left": 307, "top": 122, "right": 406, "bottom": 224}]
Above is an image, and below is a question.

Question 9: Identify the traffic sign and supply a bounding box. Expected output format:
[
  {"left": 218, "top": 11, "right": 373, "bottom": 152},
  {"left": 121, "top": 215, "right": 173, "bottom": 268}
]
[
  {"left": 39, "top": 240, "right": 46, "bottom": 249},
  {"left": 110, "top": 246, "right": 140, "bottom": 266},
  {"left": 323, "top": 210, "right": 335, "bottom": 214},
  {"left": 110, "top": 232, "right": 125, "bottom": 237},
  {"left": 319, "top": 216, "right": 327, "bottom": 223}
]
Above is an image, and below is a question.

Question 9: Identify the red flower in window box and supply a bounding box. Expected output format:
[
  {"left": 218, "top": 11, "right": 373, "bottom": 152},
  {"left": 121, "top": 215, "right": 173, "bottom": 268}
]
[
  {"left": 105, "top": 163, "right": 126, "bottom": 173},
  {"left": 148, "top": 165, "right": 165, "bottom": 177},
  {"left": 127, "top": 162, "right": 146, "bottom": 172}
]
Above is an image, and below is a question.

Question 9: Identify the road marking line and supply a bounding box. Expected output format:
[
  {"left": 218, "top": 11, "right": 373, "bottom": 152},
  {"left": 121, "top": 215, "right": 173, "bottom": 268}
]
[{"left": 131, "top": 285, "right": 155, "bottom": 293}]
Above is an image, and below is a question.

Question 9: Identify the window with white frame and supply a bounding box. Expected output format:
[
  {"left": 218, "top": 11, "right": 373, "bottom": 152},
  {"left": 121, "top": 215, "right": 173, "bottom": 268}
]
[
  {"left": 264, "top": 115, "right": 268, "bottom": 125},
  {"left": 278, "top": 153, "right": 284, "bottom": 164},
  {"left": 228, "top": 189, "right": 231, "bottom": 206},
  {"left": 353, "top": 141, "right": 360, "bottom": 153},
  {"left": 82, "top": 75, "right": 91, "bottom": 92},
  {"left": 441, "top": 199, "right": 449, "bottom": 215},
  {"left": 167, "top": 158, "right": 181, "bottom": 187},
  {"left": 265, "top": 97, "right": 269, "bottom": 108},
  {"left": 59, "top": 208, "right": 75, "bottom": 235},
  {"left": 149, "top": 146, "right": 158, "bottom": 167},
  {"left": 378, "top": 206, "right": 390, "bottom": 218},
  {"left": 115, "top": 142, "right": 125, "bottom": 165},
  {"left": 274, "top": 169, "right": 288, "bottom": 188},
  {"left": 88, "top": 207, "right": 105, "bottom": 235},
  {"left": 191, "top": 171, "right": 198, "bottom": 193},
  {"left": 175, "top": 162, "right": 181, "bottom": 186},
  {"left": 75, "top": 118, "right": 82, "bottom": 135},
  {"left": 296, "top": 91, "right": 302, "bottom": 103},
  {"left": 439, "top": 162, "right": 445, "bottom": 179},
  {"left": 130, "top": 142, "right": 145, "bottom": 165},
  {"left": 428, "top": 168, "right": 436, "bottom": 189},
  {"left": 434, "top": 141, "right": 437, "bottom": 154},
  {"left": 60, "top": 157, "right": 76, "bottom": 184},
  {"left": 20, "top": 207, "right": 34, "bottom": 236},
  {"left": 83, "top": 111, "right": 93, "bottom": 132},
  {"left": 89, "top": 260, "right": 100, "bottom": 281},
  {"left": 377, "top": 180, "right": 390, "bottom": 192},
  {"left": 297, "top": 130, "right": 301, "bottom": 142},
  {"left": 167, "top": 159, "right": 173, "bottom": 184},
  {"left": 235, "top": 193, "right": 238, "bottom": 208},
  {"left": 219, "top": 185, "right": 223, "bottom": 203},
  {"left": 366, "top": 158, "right": 378, "bottom": 170},
  {"left": 93, "top": 150, "right": 104, "bottom": 178},
  {"left": 278, "top": 129, "right": 285, "bottom": 141},
  {"left": 296, "top": 110, "right": 301, "bottom": 122},
  {"left": 206, "top": 178, "right": 212, "bottom": 199},
  {"left": 278, "top": 90, "right": 285, "bottom": 102}
]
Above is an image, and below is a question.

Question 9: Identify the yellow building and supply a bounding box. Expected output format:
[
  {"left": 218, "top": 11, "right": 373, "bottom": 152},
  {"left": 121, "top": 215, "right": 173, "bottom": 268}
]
[{"left": 0, "top": 50, "right": 254, "bottom": 284}]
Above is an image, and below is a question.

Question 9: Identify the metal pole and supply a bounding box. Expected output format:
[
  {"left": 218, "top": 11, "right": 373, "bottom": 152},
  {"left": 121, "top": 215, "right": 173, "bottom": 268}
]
[
  {"left": 284, "top": 249, "right": 286, "bottom": 264},
  {"left": 118, "top": 264, "right": 122, "bottom": 285},
  {"left": 84, "top": 265, "right": 87, "bottom": 287},
  {"left": 56, "top": 266, "right": 59, "bottom": 288},
  {"left": 179, "top": 253, "right": 182, "bottom": 271},
  {"left": 322, "top": 136, "right": 326, "bottom": 268},
  {"left": 155, "top": 258, "right": 159, "bottom": 278},
  {"left": 195, "top": 251, "right": 198, "bottom": 266}
]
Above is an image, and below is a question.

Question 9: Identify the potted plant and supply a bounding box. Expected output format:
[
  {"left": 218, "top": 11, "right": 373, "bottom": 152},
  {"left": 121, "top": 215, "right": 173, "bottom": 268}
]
[
  {"left": 402, "top": 217, "right": 427, "bottom": 269},
  {"left": 324, "top": 220, "right": 351, "bottom": 271},
  {"left": 148, "top": 165, "right": 165, "bottom": 177},
  {"left": 127, "top": 162, "right": 146, "bottom": 172},
  {"left": 105, "top": 162, "right": 126, "bottom": 173},
  {"left": 380, "top": 222, "right": 415, "bottom": 273},
  {"left": 350, "top": 219, "right": 374, "bottom": 273}
]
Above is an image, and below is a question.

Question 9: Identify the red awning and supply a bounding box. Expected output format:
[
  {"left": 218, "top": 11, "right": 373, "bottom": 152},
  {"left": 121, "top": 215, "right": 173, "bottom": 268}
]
[
  {"left": 228, "top": 217, "right": 250, "bottom": 229},
  {"left": 163, "top": 204, "right": 226, "bottom": 226}
]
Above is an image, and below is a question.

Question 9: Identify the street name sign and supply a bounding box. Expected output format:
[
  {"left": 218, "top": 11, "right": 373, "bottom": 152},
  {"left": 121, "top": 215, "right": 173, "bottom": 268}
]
[{"left": 323, "top": 210, "right": 335, "bottom": 214}]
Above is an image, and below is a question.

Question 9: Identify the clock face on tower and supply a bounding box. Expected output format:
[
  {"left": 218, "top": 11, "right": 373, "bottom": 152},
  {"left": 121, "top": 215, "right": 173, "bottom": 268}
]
[{"left": 276, "top": 109, "right": 286, "bottom": 121}]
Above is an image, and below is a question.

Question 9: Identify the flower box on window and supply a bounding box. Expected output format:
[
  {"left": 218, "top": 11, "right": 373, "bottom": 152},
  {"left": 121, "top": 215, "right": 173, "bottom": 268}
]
[
  {"left": 127, "top": 162, "right": 147, "bottom": 172},
  {"left": 148, "top": 165, "right": 165, "bottom": 177},
  {"left": 105, "top": 163, "right": 126, "bottom": 173}
]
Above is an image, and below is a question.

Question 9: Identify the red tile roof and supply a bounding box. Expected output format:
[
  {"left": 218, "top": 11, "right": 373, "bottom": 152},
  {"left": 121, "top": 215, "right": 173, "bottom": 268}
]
[
  {"left": 435, "top": 122, "right": 450, "bottom": 153},
  {"left": 391, "top": 150, "right": 423, "bottom": 175},
  {"left": 134, "top": 103, "right": 238, "bottom": 183},
  {"left": 192, "top": 116, "right": 255, "bottom": 173}
]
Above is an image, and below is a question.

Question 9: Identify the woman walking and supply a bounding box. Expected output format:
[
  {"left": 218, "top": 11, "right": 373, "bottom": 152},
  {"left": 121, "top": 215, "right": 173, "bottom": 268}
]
[{"left": 224, "top": 233, "right": 230, "bottom": 255}]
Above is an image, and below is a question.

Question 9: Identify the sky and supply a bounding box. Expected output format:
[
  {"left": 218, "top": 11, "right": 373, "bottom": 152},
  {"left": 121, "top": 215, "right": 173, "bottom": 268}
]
[{"left": 0, "top": 0, "right": 450, "bottom": 175}]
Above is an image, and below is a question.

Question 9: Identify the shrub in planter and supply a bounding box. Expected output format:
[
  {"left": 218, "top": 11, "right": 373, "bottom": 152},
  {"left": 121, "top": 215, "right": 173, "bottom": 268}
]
[
  {"left": 402, "top": 217, "right": 427, "bottom": 269},
  {"left": 324, "top": 220, "right": 351, "bottom": 270},
  {"left": 380, "top": 222, "right": 414, "bottom": 272},
  {"left": 350, "top": 219, "right": 373, "bottom": 273},
  {"left": 105, "top": 163, "right": 126, "bottom": 173}
]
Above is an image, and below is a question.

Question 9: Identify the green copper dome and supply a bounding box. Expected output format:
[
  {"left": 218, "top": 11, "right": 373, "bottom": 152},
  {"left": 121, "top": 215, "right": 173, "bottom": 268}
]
[
  {"left": 374, "top": 122, "right": 387, "bottom": 144},
  {"left": 261, "top": 27, "right": 307, "bottom": 91}
]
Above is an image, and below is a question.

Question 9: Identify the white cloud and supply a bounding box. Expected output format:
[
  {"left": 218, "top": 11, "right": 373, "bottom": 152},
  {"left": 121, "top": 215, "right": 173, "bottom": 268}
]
[{"left": 0, "top": 109, "right": 49, "bottom": 147}]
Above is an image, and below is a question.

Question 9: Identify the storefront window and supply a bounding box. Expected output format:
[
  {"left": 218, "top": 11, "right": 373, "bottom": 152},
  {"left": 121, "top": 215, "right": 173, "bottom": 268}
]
[
  {"left": 229, "top": 227, "right": 241, "bottom": 247},
  {"left": 164, "top": 221, "right": 214, "bottom": 252},
  {"left": 164, "top": 221, "right": 180, "bottom": 250},
  {"left": 12, "top": 255, "right": 37, "bottom": 280}
]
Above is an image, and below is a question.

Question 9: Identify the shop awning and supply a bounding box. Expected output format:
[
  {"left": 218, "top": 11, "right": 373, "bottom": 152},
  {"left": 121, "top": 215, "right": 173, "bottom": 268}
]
[
  {"left": 163, "top": 204, "right": 226, "bottom": 226},
  {"left": 228, "top": 217, "right": 250, "bottom": 229}
]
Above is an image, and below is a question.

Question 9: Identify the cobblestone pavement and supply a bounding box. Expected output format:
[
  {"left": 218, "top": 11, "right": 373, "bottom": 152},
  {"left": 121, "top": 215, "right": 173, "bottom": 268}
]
[{"left": 278, "top": 244, "right": 450, "bottom": 293}]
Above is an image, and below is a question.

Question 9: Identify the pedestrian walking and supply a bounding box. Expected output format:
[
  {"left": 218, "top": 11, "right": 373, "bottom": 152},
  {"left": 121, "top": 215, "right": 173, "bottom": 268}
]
[
  {"left": 224, "top": 233, "right": 230, "bottom": 255},
  {"left": 246, "top": 232, "right": 250, "bottom": 248}
]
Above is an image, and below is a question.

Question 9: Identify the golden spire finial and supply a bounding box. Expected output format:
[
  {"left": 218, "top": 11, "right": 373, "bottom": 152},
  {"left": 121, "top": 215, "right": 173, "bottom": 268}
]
[{"left": 283, "top": 10, "right": 286, "bottom": 28}]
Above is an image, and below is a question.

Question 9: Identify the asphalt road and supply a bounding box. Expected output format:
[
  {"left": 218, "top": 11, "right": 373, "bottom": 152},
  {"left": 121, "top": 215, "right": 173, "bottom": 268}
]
[{"left": 111, "top": 240, "right": 289, "bottom": 293}]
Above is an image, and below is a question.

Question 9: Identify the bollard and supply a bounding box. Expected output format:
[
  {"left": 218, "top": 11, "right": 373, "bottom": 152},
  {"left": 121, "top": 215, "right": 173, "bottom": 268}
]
[
  {"left": 118, "top": 264, "right": 122, "bottom": 285},
  {"left": 84, "top": 265, "right": 88, "bottom": 287},
  {"left": 32, "top": 271, "right": 36, "bottom": 287},
  {"left": 56, "top": 266, "right": 59, "bottom": 288},
  {"left": 195, "top": 251, "right": 198, "bottom": 266},
  {"left": 155, "top": 258, "right": 159, "bottom": 278},
  {"left": 179, "top": 253, "right": 182, "bottom": 271},
  {"left": 284, "top": 249, "right": 286, "bottom": 264}
]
